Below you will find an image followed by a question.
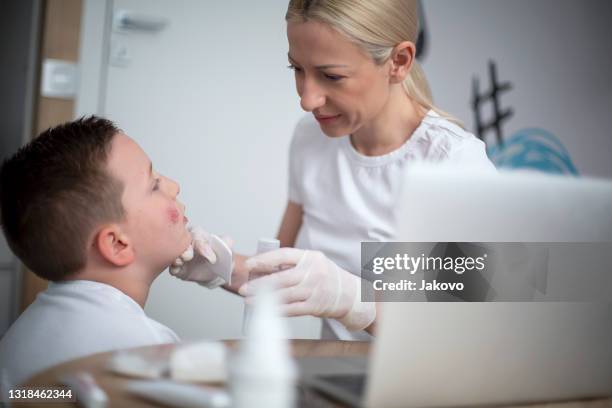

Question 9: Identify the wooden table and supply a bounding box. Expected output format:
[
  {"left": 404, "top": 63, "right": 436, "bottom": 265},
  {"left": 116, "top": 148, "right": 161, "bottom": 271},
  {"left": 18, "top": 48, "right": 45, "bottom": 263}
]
[{"left": 14, "top": 340, "right": 612, "bottom": 407}]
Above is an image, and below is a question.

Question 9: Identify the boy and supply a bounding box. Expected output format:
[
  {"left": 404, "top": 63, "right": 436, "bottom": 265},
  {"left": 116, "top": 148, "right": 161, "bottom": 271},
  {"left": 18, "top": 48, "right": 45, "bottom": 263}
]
[{"left": 0, "top": 116, "right": 192, "bottom": 385}]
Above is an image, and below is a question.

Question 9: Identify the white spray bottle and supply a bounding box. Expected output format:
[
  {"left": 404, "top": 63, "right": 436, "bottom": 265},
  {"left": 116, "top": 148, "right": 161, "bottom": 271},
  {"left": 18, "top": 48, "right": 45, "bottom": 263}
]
[
  {"left": 230, "top": 284, "right": 297, "bottom": 408},
  {"left": 242, "top": 238, "right": 280, "bottom": 334}
]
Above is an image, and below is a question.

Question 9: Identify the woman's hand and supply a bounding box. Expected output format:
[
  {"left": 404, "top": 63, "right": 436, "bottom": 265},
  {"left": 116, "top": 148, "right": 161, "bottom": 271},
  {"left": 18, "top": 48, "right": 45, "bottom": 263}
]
[
  {"left": 239, "top": 248, "right": 376, "bottom": 332},
  {"left": 169, "top": 226, "right": 233, "bottom": 288}
]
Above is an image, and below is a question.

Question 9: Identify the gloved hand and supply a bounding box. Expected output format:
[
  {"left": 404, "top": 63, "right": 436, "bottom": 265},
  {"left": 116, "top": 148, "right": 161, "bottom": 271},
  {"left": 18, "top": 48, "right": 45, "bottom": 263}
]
[
  {"left": 239, "top": 248, "right": 375, "bottom": 332},
  {"left": 169, "top": 226, "right": 233, "bottom": 289}
]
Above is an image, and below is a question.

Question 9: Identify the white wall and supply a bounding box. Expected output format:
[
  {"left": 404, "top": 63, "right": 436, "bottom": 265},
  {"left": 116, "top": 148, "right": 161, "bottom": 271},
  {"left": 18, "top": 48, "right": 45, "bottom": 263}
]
[{"left": 421, "top": 0, "right": 612, "bottom": 177}]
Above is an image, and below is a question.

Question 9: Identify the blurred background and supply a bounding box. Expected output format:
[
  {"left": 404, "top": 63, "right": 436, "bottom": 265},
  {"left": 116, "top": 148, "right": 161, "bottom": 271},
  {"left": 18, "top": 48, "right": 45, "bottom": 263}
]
[{"left": 1, "top": 0, "right": 611, "bottom": 340}]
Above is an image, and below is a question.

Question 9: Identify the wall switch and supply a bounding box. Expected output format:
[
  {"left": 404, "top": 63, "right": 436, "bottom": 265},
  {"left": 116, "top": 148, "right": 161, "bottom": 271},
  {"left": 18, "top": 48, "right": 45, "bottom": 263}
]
[{"left": 41, "top": 59, "right": 78, "bottom": 99}]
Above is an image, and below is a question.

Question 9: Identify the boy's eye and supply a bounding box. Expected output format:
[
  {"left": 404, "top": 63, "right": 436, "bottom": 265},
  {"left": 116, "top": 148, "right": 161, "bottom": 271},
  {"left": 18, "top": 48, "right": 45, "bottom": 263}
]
[
  {"left": 152, "top": 178, "right": 160, "bottom": 191},
  {"left": 287, "top": 64, "right": 303, "bottom": 73}
]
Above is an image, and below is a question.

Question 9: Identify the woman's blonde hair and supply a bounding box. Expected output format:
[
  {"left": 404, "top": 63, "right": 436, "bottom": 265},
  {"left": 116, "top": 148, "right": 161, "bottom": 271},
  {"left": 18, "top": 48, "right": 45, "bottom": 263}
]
[{"left": 286, "top": 0, "right": 461, "bottom": 125}]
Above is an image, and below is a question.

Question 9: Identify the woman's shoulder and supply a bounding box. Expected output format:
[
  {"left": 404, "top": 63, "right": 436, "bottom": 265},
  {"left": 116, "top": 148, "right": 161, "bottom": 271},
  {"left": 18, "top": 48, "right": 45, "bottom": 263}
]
[{"left": 413, "top": 112, "right": 487, "bottom": 160}]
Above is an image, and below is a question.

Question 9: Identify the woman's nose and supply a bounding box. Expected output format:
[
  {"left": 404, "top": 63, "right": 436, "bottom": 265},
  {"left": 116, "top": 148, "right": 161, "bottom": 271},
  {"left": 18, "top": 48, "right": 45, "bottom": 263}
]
[{"left": 299, "top": 77, "right": 326, "bottom": 112}]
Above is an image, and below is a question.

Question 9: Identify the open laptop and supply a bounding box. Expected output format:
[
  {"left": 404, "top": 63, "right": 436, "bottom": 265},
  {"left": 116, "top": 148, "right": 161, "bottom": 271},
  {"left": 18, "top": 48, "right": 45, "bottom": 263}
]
[{"left": 300, "top": 166, "right": 612, "bottom": 407}]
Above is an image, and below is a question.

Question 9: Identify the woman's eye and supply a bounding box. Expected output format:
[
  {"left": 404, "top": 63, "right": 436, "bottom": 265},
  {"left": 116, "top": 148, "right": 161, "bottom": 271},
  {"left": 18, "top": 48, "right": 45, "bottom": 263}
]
[
  {"left": 324, "top": 73, "right": 343, "bottom": 81},
  {"left": 153, "top": 178, "right": 160, "bottom": 191}
]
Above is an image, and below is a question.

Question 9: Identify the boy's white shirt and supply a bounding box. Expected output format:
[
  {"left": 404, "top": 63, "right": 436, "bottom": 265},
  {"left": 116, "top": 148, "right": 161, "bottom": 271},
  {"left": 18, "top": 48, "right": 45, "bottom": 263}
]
[{"left": 0, "top": 280, "right": 178, "bottom": 385}]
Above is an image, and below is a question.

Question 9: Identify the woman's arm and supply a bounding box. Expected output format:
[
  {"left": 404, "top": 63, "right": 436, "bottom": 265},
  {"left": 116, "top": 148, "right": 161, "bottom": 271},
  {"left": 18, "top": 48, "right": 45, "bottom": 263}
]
[
  {"left": 223, "top": 201, "right": 303, "bottom": 294},
  {"left": 277, "top": 201, "right": 304, "bottom": 247},
  {"left": 237, "top": 202, "right": 380, "bottom": 335}
]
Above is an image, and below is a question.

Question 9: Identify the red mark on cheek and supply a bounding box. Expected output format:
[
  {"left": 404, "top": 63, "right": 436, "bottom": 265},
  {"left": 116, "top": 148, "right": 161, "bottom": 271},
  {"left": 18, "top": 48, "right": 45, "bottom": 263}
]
[{"left": 167, "top": 207, "right": 180, "bottom": 224}]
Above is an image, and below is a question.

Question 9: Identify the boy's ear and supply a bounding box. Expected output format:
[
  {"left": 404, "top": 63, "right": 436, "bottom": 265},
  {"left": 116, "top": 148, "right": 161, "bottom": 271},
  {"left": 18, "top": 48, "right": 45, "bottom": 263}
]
[
  {"left": 388, "top": 41, "right": 416, "bottom": 84},
  {"left": 96, "top": 225, "right": 135, "bottom": 266}
]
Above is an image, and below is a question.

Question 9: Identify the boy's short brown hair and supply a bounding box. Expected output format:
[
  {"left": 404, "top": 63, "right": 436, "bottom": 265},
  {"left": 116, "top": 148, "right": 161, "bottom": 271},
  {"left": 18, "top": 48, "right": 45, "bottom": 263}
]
[{"left": 0, "top": 116, "right": 125, "bottom": 281}]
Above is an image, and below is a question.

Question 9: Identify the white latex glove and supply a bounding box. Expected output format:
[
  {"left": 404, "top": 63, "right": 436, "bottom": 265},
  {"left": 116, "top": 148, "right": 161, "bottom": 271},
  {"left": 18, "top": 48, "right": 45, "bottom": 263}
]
[
  {"left": 170, "top": 226, "right": 233, "bottom": 289},
  {"left": 239, "top": 248, "right": 375, "bottom": 332}
]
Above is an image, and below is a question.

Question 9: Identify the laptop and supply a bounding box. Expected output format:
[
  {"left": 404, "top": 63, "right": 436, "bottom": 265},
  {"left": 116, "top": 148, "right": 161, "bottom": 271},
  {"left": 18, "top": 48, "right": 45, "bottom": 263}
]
[{"left": 300, "top": 166, "right": 612, "bottom": 407}]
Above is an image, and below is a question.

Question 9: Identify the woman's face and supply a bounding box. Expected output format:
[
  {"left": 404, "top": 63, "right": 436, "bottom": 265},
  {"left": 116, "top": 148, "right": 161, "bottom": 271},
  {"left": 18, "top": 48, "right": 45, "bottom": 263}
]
[{"left": 287, "top": 19, "right": 392, "bottom": 137}]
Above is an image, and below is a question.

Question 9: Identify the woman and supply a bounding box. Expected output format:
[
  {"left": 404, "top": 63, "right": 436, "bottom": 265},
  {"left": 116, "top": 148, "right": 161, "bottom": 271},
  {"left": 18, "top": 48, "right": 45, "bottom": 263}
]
[{"left": 172, "top": 0, "right": 494, "bottom": 340}]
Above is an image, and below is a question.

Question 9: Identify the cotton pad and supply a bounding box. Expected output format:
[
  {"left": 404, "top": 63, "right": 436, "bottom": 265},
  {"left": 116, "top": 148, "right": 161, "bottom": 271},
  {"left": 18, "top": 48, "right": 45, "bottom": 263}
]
[
  {"left": 170, "top": 341, "right": 227, "bottom": 383},
  {"left": 208, "top": 234, "right": 233, "bottom": 286}
]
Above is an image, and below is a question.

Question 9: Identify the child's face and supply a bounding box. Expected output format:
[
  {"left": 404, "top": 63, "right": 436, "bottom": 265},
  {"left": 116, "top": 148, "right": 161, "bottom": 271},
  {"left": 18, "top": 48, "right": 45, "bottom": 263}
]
[{"left": 106, "top": 133, "right": 192, "bottom": 272}]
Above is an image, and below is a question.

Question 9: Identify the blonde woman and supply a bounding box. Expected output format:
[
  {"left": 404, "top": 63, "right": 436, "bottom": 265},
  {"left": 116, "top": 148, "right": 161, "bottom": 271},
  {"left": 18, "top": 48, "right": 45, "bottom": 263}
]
[{"left": 173, "top": 0, "right": 494, "bottom": 340}]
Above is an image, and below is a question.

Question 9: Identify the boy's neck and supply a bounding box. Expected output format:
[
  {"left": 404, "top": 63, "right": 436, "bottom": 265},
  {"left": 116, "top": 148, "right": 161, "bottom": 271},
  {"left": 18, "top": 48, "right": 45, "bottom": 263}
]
[
  {"left": 71, "top": 265, "right": 157, "bottom": 309},
  {"left": 112, "top": 275, "right": 152, "bottom": 309}
]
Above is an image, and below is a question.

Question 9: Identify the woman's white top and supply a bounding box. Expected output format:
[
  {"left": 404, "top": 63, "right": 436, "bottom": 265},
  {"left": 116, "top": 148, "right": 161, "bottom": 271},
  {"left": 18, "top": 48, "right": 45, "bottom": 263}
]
[
  {"left": 0, "top": 280, "right": 178, "bottom": 385},
  {"left": 288, "top": 111, "right": 495, "bottom": 340}
]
